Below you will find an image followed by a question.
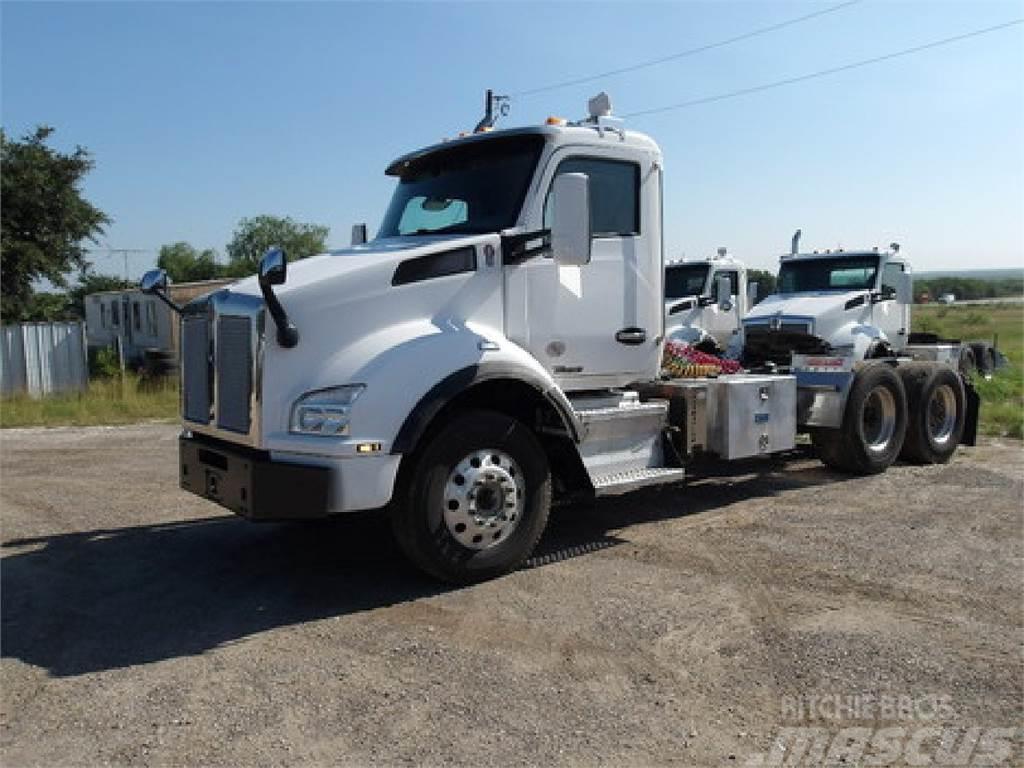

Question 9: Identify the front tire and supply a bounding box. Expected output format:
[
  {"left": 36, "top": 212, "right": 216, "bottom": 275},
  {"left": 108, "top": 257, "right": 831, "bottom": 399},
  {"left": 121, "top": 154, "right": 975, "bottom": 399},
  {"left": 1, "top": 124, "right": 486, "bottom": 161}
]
[
  {"left": 811, "top": 363, "right": 907, "bottom": 475},
  {"left": 390, "top": 409, "right": 551, "bottom": 583}
]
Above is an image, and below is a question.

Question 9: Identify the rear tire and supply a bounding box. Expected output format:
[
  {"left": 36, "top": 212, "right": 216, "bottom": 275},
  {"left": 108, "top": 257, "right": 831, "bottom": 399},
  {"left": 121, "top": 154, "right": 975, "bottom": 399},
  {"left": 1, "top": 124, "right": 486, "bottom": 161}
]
[
  {"left": 390, "top": 409, "right": 551, "bottom": 584},
  {"left": 810, "top": 363, "right": 907, "bottom": 475},
  {"left": 900, "top": 364, "right": 965, "bottom": 464}
]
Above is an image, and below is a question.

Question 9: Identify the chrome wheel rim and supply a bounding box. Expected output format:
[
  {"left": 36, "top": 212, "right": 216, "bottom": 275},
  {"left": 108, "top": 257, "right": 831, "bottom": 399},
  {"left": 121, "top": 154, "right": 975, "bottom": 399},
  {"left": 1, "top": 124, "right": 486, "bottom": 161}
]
[
  {"left": 863, "top": 386, "right": 897, "bottom": 454},
  {"left": 443, "top": 449, "right": 524, "bottom": 550},
  {"left": 927, "top": 384, "right": 957, "bottom": 446}
]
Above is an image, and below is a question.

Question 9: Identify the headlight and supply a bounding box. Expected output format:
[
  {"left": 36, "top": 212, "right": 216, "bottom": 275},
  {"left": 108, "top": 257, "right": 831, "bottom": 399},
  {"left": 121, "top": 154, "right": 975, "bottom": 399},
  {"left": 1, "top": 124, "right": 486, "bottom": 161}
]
[{"left": 289, "top": 385, "right": 365, "bottom": 436}]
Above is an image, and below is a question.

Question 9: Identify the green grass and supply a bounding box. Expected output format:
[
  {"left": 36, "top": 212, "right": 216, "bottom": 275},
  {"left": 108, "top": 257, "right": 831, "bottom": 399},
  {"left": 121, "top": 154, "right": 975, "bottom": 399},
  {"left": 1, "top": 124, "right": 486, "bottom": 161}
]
[
  {"left": 914, "top": 303, "right": 1024, "bottom": 438},
  {"left": 0, "top": 375, "right": 180, "bottom": 428}
]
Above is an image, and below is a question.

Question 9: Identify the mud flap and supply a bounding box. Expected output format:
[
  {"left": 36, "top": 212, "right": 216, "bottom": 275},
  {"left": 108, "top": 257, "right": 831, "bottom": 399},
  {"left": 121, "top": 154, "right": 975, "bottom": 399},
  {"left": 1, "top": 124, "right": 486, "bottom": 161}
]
[{"left": 961, "top": 379, "right": 980, "bottom": 447}]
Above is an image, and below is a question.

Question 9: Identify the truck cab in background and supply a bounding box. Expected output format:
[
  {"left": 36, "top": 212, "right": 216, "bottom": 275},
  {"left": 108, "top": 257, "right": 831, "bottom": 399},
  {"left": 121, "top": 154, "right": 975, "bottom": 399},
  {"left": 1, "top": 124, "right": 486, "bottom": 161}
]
[
  {"left": 742, "top": 242, "right": 913, "bottom": 368},
  {"left": 664, "top": 249, "right": 750, "bottom": 353}
]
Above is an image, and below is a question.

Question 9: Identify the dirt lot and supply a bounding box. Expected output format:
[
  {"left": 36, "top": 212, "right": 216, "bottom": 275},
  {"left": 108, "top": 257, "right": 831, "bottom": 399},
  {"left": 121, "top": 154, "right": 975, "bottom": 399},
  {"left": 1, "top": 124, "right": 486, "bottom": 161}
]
[{"left": 1, "top": 424, "right": 1022, "bottom": 767}]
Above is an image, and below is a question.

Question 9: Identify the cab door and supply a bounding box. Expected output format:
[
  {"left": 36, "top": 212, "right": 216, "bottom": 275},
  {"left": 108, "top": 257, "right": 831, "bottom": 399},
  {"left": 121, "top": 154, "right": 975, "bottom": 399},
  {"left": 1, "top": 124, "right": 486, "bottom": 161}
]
[
  {"left": 875, "top": 260, "right": 909, "bottom": 350},
  {"left": 506, "top": 146, "right": 662, "bottom": 390}
]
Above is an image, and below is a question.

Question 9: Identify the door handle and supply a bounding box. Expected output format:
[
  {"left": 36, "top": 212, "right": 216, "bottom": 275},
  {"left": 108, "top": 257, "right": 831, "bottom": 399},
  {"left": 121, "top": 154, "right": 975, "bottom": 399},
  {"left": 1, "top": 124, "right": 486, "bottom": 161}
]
[{"left": 615, "top": 327, "right": 647, "bottom": 345}]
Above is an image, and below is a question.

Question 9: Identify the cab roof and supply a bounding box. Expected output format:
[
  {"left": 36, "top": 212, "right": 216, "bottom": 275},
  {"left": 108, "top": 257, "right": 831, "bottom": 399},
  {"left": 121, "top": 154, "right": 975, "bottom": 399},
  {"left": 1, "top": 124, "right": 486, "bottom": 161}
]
[{"left": 385, "top": 124, "right": 660, "bottom": 176}]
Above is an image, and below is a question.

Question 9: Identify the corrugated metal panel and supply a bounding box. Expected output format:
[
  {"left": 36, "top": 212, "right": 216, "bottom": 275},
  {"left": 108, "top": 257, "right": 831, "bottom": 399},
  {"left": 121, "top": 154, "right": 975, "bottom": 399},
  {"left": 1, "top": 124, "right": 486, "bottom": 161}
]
[{"left": 0, "top": 322, "right": 88, "bottom": 398}]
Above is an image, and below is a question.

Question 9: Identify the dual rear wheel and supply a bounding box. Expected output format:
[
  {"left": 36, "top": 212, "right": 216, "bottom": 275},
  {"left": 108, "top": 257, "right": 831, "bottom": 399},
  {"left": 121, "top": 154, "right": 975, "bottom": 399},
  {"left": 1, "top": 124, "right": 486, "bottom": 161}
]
[{"left": 811, "top": 362, "right": 965, "bottom": 474}]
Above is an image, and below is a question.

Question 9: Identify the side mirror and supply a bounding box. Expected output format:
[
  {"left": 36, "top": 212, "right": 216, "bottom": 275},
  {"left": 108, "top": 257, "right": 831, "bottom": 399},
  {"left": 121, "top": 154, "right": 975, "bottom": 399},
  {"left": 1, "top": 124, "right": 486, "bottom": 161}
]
[
  {"left": 140, "top": 268, "right": 168, "bottom": 295},
  {"left": 259, "top": 247, "right": 287, "bottom": 286},
  {"left": 351, "top": 223, "right": 367, "bottom": 246},
  {"left": 746, "top": 280, "right": 760, "bottom": 308},
  {"left": 896, "top": 271, "right": 913, "bottom": 305},
  {"left": 716, "top": 274, "right": 733, "bottom": 310},
  {"left": 550, "top": 173, "right": 591, "bottom": 266}
]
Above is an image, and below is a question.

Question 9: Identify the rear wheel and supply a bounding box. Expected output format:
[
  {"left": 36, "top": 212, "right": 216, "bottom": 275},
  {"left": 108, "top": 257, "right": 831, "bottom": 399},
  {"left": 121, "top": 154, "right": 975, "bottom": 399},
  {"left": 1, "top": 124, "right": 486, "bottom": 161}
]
[
  {"left": 390, "top": 409, "right": 551, "bottom": 583},
  {"left": 811, "top": 363, "right": 907, "bottom": 475},
  {"left": 900, "top": 364, "right": 965, "bottom": 464}
]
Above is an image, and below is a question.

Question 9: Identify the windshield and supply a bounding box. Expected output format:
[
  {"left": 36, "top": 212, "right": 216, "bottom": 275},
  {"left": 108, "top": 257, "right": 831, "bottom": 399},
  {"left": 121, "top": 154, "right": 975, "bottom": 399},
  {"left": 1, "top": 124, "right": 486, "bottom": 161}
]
[
  {"left": 665, "top": 264, "right": 710, "bottom": 299},
  {"left": 379, "top": 134, "right": 545, "bottom": 238},
  {"left": 778, "top": 255, "right": 880, "bottom": 293}
]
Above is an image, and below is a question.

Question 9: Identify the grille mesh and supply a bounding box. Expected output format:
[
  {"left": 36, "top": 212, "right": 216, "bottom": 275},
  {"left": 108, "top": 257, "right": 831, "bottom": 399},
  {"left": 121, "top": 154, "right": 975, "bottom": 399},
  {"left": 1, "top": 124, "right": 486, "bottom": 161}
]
[
  {"left": 216, "top": 315, "right": 253, "bottom": 433},
  {"left": 182, "top": 317, "right": 210, "bottom": 424}
]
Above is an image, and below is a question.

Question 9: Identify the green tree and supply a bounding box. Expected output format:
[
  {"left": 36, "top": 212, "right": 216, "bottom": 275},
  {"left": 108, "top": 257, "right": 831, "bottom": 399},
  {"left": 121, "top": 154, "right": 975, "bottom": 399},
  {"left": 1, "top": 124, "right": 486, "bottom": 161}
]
[
  {"left": 1, "top": 126, "right": 110, "bottom": 320},
  {"left": 225, "top": 215, "right": 329, "bottom": 276},
  {"left": 747, "top": 269, "right": 777, "bottom": 304},
  {"left": 157, "top": 241, "right": 220, "bottom": 283}
]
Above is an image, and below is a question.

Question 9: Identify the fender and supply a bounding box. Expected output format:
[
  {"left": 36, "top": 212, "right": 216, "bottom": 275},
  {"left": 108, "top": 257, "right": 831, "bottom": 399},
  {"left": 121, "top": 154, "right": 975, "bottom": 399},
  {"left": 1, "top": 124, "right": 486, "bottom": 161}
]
[{"left": 391, "top": 361, "right": 580, "bottom": 454}]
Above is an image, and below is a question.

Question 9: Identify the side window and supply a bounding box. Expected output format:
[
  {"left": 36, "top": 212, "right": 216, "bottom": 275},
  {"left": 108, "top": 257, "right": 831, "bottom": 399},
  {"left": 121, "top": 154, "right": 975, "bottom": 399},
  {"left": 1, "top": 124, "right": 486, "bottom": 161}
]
[
  {"left": 544, "top": 157, "right": 640, "bottom": 237},
  {"left": 132, "top": 302, "right": 141, "bottom": 331},
  {"left": 146, "top": 302, "right": 158, "bottom": 336},
  {"left": 881, "top": 262, "right": 904, "bottom": 297},
  {"left": 100, "top": 303, "right": 107, "bottom": 328},
  {"left": 110, "top": 299, "right": 119, "bottom": 327},
  {"left": 713, "top": 270, "right": 739, "bottom": 299}
]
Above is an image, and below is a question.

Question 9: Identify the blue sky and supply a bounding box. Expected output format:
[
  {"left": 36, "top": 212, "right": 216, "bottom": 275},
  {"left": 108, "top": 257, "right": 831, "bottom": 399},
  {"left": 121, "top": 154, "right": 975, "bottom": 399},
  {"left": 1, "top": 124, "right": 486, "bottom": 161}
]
[{"left": 2, "top": 1, "right": 1022, "bottom": 278}]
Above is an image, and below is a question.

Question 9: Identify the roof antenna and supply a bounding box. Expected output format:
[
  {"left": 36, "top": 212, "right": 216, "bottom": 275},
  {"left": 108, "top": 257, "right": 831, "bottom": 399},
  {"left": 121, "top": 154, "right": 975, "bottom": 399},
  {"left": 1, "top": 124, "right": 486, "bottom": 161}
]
[
  {"left": 474, "top": 89, "right": 509, "bottom": 133},
  {"left": 791, "top": 228, "right": 802, "bottom": 255}
]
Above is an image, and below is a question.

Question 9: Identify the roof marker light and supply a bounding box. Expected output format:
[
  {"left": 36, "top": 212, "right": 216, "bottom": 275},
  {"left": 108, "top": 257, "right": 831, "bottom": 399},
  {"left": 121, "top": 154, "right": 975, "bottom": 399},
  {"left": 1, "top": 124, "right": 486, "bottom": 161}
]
[{"left": 546, "top": 116, "right": 567, "bottom": 126}]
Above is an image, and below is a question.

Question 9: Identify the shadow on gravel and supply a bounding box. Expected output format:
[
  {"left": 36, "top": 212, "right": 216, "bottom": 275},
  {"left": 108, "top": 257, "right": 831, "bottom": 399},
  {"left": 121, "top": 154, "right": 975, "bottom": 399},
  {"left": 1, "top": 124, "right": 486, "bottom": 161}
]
[{"left": 1, "top": 449, "right": 853, "bottom": 677}]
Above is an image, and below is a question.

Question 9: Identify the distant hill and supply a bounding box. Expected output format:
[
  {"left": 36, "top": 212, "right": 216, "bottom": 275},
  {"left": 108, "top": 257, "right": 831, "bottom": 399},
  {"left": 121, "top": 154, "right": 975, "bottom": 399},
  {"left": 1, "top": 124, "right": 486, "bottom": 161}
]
[{"left": 915, "top": 268, "right": 1024, "bottom": 280}]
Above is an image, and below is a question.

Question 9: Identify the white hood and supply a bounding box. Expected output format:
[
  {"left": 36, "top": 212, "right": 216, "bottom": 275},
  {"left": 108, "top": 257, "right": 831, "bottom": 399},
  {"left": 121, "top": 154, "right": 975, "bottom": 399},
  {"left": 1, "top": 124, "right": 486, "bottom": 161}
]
[{"left": 746, "top": 290, "right": 868, "bottom": 323}]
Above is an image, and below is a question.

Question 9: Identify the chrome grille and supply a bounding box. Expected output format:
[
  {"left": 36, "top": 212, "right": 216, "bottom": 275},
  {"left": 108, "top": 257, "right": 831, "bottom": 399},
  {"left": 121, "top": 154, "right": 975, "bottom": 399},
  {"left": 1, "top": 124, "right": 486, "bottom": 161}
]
[
  {"left": 216, "top": 315, "right": 253, "bottom": 433},
  {"left": 182, "top": 316, "right": 210, "bottom": 424},
  {"left": 179, "top": 291, "right": 263, "bottom": 445}
]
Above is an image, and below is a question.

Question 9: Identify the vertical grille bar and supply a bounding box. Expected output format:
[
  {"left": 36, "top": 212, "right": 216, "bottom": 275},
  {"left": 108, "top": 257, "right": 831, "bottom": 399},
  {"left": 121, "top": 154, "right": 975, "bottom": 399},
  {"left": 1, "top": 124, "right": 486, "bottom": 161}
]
[
  {"left": 216, "top": 315, "right": 253, "bottom": 433},
  {"left": 182, "top": 316, "right": 210, "bottom": 424}
]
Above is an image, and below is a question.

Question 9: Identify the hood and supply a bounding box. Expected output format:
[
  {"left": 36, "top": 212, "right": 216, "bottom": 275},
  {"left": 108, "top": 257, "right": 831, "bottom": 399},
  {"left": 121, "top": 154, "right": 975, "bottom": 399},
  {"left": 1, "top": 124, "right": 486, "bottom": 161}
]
[
  {"left": 745, "top": 290, "right": 868, "bottom": 323},
  {"left": 224, "top": 234, "right": 486, "bottom": 300}
]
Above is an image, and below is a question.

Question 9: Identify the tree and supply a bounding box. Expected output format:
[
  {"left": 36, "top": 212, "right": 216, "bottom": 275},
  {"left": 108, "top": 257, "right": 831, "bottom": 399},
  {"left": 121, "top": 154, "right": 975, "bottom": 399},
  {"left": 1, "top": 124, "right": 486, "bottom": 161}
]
[
  {"left": 747, "top": 269, "right": 778, "bottom": 304},
  {"left": 1, "top": 126, "right": 110, "bottom": 320},
  {"left": 225, "top": 215, "right": 329, "bottom": 276},
  {"left": 157, "top": 241, "right": 220, "bottom": 283}
]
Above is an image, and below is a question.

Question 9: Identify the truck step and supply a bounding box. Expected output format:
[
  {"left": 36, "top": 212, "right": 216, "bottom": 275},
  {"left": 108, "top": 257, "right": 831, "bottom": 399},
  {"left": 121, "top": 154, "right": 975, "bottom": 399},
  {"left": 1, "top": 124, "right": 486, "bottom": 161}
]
[{"left": 592, "top": 467, "right": 685, "bottom": 496}]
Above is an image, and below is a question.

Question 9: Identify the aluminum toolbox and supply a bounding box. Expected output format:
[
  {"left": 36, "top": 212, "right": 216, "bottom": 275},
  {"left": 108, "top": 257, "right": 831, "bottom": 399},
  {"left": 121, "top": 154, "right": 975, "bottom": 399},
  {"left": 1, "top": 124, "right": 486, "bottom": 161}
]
[{"left": 706, "top": 375, "right": 796, "bottom": 460}]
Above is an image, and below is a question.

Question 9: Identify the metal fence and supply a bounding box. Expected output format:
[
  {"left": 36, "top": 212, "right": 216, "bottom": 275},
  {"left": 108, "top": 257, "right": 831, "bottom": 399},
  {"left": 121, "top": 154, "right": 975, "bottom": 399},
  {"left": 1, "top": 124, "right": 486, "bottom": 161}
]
[{"left": 0, "top": 322, "right": 89, "bottom": 398}]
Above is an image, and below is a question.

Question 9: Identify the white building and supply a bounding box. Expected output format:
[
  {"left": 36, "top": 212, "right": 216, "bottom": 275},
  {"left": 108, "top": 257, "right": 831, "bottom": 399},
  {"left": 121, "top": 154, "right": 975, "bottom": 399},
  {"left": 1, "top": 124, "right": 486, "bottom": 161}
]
[{"left": 85, "top": 279, "right": 234, "bottom": 363}]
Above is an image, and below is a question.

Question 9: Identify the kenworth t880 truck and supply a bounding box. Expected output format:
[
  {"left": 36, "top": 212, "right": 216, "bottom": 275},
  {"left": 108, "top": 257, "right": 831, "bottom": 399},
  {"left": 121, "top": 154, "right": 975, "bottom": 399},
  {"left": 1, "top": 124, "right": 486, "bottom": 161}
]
[{"left": 142, "top": 97, "right": 977, "bottom": 583}]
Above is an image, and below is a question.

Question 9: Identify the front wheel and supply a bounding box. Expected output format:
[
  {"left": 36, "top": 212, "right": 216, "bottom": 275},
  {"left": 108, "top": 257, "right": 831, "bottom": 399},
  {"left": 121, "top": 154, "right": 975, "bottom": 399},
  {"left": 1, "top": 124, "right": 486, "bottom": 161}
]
[{"left": 390, "top": 409, "right": 551, "bottom": 583}]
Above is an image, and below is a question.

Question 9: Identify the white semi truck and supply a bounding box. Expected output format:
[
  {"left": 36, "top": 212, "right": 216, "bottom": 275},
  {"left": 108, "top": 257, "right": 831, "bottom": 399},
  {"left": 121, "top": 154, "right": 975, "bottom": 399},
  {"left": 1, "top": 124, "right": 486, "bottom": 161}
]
[
  {"left": 142, "top": 98, "right": 978, "bottom": 583},
  {"left": 664, "top": 250, "right": 750, "bottom": 353},
  {"left": 742, "top": 232, "right": 1001, "bottom": 375}
]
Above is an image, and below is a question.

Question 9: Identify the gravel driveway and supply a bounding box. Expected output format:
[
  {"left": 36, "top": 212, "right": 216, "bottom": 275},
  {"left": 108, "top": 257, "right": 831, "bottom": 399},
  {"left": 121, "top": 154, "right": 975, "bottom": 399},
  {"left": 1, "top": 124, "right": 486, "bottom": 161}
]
[{"left": 2, "top": 424, "right": 1021, "bottom": 766}]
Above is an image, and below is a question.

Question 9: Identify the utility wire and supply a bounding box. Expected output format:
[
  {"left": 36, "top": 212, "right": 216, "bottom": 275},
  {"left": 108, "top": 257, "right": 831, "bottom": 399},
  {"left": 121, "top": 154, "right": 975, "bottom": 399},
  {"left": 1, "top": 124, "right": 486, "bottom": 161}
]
[
  {"left": 623, "top": 18, "right": 1023, "bottom": 118},
  {"left": 511, "top": 0, "right": 864, "bottom": 97}
]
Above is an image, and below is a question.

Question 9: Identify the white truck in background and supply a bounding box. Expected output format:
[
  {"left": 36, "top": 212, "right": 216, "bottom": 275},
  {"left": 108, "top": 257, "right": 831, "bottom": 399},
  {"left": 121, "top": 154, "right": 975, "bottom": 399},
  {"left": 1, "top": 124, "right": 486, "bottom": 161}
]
[
  {"left": 664, "top": 249, "right": 753, "bottom": 354},
  {"left": 141, "top": 96, "right": 980, "bottom": 583},
  {"left": 742, "top": 230, "right": 1001, "bottom": 375}
]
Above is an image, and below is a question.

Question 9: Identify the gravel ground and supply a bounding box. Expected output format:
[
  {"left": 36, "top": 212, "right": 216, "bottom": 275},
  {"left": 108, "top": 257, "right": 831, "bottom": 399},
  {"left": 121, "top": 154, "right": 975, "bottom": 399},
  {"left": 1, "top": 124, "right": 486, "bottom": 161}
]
[{"left": 1, "top": 424, "right": 1021, "bottom": 767}]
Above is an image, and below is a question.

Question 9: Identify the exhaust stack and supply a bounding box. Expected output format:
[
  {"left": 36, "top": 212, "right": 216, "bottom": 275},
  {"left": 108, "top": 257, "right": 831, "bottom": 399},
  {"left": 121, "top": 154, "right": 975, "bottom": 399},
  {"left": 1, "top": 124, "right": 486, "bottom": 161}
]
[{"left": 791, "top": 229, "right": 802, "bottom": 255}]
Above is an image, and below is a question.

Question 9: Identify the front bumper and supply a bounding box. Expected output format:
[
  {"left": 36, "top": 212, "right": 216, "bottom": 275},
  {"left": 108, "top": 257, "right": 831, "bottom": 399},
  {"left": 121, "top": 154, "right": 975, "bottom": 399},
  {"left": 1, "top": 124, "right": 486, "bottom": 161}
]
[{"left": 180, "top": 434, "right": 330, "bottom": 520}]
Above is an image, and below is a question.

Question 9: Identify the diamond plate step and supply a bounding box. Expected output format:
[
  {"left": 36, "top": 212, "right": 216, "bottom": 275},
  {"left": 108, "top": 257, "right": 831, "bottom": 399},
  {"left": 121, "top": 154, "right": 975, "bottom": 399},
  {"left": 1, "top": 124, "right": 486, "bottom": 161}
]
[{"left": 592, "top": 467, "right": 685, "bottom": 496}]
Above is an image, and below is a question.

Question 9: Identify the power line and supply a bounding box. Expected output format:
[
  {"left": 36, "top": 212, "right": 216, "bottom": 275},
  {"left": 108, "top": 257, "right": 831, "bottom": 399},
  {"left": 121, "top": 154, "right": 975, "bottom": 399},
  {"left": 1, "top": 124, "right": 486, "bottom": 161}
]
[
  {"left": 511, "top": 0, "right": 864, "bottom": 98},
  {"left": 623, "top": 18, "right": 1023, "bottom": 119}
]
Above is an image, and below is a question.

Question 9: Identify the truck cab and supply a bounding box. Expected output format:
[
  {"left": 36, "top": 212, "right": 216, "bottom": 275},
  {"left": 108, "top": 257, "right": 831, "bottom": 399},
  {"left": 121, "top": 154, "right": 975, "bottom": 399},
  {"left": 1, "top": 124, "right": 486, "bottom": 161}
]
[
  {"left": 664, "top": 251, "right": 748, "bottom": 352},
  {"left": 742, "top": 245, "right": 912, "bottom": 367}
]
